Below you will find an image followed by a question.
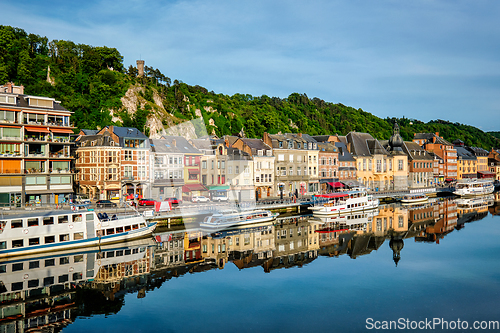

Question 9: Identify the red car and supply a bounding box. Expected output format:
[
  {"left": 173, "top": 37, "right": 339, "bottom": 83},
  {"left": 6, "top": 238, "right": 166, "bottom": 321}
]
[
  {"left": 164, "top": 197, "right": 182, "bottom": 206},
  {"left": 138, "top": 198, "right": 156, "bottom": 206}
]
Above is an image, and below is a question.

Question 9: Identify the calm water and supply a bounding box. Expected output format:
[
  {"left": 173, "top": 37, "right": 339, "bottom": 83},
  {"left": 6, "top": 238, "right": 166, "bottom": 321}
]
[{"left": 2, "top": 196, "right": 500, "bottom": 332}]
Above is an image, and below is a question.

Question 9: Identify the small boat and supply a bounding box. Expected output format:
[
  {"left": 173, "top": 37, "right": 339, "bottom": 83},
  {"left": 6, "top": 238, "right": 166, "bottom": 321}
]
[
  {"left": 0, "top": 209, "right": 157, "bottom": 259},
  {"left": 199, "top": 209, "right": 279, "bottom": 229},
  {"left": 453, "top": 179, "right": 494, "bottom": 197},
  {"left": 308, "top": 189, "right": 379, "bottom": 216},
  {"left": 400, "top": 193, "right": 428, "bottom": 204}
]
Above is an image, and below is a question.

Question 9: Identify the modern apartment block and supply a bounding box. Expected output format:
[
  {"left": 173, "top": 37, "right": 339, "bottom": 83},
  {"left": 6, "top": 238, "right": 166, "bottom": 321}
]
[{"left": 0, "top": 83, "right": 74, "bottom": 207}]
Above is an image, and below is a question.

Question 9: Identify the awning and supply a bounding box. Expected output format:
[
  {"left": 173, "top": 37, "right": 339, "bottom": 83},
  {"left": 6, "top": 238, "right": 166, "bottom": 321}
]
[
  {"left": 208, "top": 185, "right": 230, "bottom": 190},
  {"left": 50, "top": 128, "right": 74, "bottom": 134},
  {"left": 25, "top": 126, "right": 49, "bottom": 133},
  {"left": 182, "top": 183, "right": 207, "bottom": 192},
  {"left": 478, "top": 171, "right": 495, "bottom": 176},
  {"left": 328, "top": 182, "right": 345, "bottom": 188}
]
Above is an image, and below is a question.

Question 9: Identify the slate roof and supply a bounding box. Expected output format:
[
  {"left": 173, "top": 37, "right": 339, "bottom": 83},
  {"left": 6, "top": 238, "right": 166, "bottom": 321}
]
[
  {"left": 78, "top": 132, "right": 116, "bottom": 147},
  {"left": 455, "top": 146, "right": 477, "bottom": 161},
  {"left": 402, "top": 141, "right": 434, "bottom": 161},
  {"left": 80, "top": 129, "right": 98, "bottom": 135},
  {"left": 346, "top": 132, "right": 388, "bottom": 157},
  {"left": 334, "top": 142, "right": 356, "bottom": 162},
  {"left": 466, "top": 146, "right": 489, "bottom": 156},
  {"left": 239, "top": 138, "right": 272, "bottom": 152},
  {"left": 150, "top": 137, "right": 201, "bottom": 154},
  {"left": 414, "top": 133, "right": 453, "bottom": 146},
  {"left": 111, "top": 126, "right": 148, "bottom": 139}
]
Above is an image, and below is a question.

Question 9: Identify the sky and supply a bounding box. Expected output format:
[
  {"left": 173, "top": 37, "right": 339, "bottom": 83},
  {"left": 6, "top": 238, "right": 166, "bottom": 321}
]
[{"left": 2, "top": 0, "right": 500, "bottom": 132}]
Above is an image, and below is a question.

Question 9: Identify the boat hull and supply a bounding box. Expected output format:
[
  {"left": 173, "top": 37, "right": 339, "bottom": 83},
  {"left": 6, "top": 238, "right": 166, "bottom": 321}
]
[{"left": 200, "top": 213, "right": 278, "bottom": 229}]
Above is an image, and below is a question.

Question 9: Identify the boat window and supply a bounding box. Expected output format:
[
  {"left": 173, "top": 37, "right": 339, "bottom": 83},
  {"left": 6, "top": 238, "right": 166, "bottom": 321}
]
[
  {"left": 58, "top": 215, "right": 69, "bottom": 224},
  {"left": 0, "top": 221, "right": 5, "bottom": 234},
  {"left": 45, "top": 259, "right": 55, "bottom": 267},
  {"left": 58, "top": 274, "right": 69, "bottom": 283},
  {"left": 72, "top": 214, "right": 83, "bottom": 222},
  {"left": 28, "top": 218, "right": 38, "bottom": 227},
  {"left": 86, "top": 213, "right": 94, "bottom": 221},
  {"left": 132, "top": 224, "right": 139, "bottom": 230},
  {"left": 74, "top": 232, "right": 84, "bottom": 240},
  {"left": 59, "top": 234, "right": 70, "bottom": 242},
  {"left": 12, "top": 239, "right": 23, "bottom": 248},
  {"left": 28, "top": 279, "right": 39, "bottom": 288},
  {"left": 43, "top": 217, "right": 54, "bottom": 225},
  {"left": 106, "top": 228, "right": 115, "bottom": 235},
  {"left": 45, "top": 235, "right": 55, "bottom": 244},
  {"left": 29, "top": 261, "right": 39, "bottom": 269},
  {"left": 116, "top": 227, "right": 123, "bottom": 233},
  {"left": 74, "top": 254, "right": 84, "bottom": 263},
  {"left": 0, "top": 264, "right": 5, "bottom": 273},
  {"left": 73, "top": 272, "right": 83, "bottom": 280},
  {"left": 124, "top": 225, "right": 131, "bottom": 232},
  {"left": 11, "top": 282, "right": 23, "bottom": 291},
  {"left": 106, "top": 251, "right": 114, "bottom": 258},
  {"left": 140, "top": 223, "right": 146, "bottom": 228},
  {"left": 43, "top": 277, "right": 54, "bottom": 286},
  {"left": 12, "top": 263, "right": 23, "bottom": 271},
  {"left": 11, "top": 219, "right": 23, "bottom": 228},
  {"left": 29, "top": 238, "right": 39, "bottom": 246},
  {"left": 116, "top": 250, "right": 124, "bottom": 257}
]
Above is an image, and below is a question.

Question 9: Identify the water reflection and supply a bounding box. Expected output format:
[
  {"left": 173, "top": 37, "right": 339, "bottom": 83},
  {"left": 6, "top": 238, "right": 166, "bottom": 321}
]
[{"left": 1, "top": 195, "right": 499, "bottom": 331}]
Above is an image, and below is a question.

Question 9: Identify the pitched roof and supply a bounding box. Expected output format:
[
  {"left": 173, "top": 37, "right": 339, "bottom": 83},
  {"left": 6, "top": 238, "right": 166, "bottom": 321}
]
[
  {"left": 346, "top": 132, "right": 388, "bottom": 156},
  {"left": 402, "top": 141, "right": 434, "bottom": 161},
  {"left": 455, "top": 146, "right": 477, "bottom": 160},
  {"left": 150, "top": 137, "right": 201, "bottom": 154},
  {"left": 111, "top": 126, "right": 148, "bottom": 139},
  {"left": 414, "top": 133, "right": 453, "bottom": 146}
]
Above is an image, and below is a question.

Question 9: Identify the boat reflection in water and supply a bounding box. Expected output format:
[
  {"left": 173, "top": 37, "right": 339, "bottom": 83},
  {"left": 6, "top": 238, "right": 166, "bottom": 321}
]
[
  {"left": 0, "top": 238, "right": 155, "bottom": 332},
  {"left": 2, "top": 195, "right": 499, "bottom": 331}
]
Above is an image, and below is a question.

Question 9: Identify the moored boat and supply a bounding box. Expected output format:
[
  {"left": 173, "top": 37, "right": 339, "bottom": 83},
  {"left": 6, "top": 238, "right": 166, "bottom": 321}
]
[
  {"left": 308, "top": 189, "right": 379, "bottom": 215},
  {"left": 453, "top": 179, "right": 494, "bottom": 197},
  {"left": 0, "top": 209, "right": 157, "bottom": 259},
  {"left": 400, "top": 193, "right": 428, "bottom": 204},
  {"left": 199, "top": 209, "right": 279, "bottom": 229}
]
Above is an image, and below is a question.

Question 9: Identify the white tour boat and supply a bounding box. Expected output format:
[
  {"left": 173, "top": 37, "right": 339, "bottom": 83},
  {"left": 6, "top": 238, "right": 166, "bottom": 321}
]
[
  {"left": 453, "top": 179, "right": 494, "bottom": 197},
  {"left": 200, "top": 209, "right": 279, "bottom": 229},
  {"left": 400, "top": 193, "right": 429, "bottom": 204},
  {"left": 308, "top": 190, "right": 379, "bottom": 216},
  {"left": 0, "top": 209, "right": 157, "bottom": 259}
]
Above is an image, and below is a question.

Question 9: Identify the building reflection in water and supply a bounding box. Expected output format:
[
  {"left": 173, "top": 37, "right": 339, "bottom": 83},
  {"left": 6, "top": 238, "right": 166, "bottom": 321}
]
[{"left": 1, "top": 196, "right": 498, "bottom": 331}]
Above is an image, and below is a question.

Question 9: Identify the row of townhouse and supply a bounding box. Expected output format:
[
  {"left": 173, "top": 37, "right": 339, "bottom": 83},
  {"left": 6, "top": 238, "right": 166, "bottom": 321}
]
[{"left": 1, "top": 84, "right": 497, "bottom": 207}]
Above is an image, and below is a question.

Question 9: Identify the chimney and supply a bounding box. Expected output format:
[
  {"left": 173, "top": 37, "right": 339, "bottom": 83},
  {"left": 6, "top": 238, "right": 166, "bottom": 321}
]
[
  {"left": 137, "top": 60, "right": 145, "bottom": 77},
  {"left": 298, "top": 133, "right": 302, "bottom": 138},
  {"left": 435, "top": 132, "right": 439, "bottom": 137}
]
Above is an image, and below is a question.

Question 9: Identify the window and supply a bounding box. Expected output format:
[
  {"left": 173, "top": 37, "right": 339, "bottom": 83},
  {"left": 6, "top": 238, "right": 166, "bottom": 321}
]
[
  {"left": 12, "top": 239, "right": 23, "bottom": 248},
  {"left": 29, "top": 261, "right": 40, "bottom": 269},
  {"left": 28, "top": 218, "right": 38, "bottom": 227},
  {"left": 11, "top": 219, "right": 22, "bottom": 228},
  {"left": 278, "top": 154, "right": 285, "bottom": 161},
  {"left": 29, "top": 238, "right": 39, "bottom": 246},
  {"left": 45, "top": 236, "right": 55, "bottom": 244}
]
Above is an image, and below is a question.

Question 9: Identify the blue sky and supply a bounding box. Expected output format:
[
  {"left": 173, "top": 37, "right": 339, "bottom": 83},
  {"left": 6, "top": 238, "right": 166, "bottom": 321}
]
[{"left": 2, "top": 0, "right": 500, "bottom": 132}]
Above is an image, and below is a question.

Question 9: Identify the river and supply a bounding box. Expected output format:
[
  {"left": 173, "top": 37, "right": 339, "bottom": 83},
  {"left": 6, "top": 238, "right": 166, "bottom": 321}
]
[{"left": 2, "top": 195, "right": 500, "bottom": 332}]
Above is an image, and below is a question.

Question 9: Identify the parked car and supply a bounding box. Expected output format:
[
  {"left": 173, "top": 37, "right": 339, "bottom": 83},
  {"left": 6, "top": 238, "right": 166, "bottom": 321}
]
[
  {"left": 165, "top": 197, "right": 182, "bottom": 206},
  {"left": 192, "top": 195, "right": 210, "bottom": 203},
  {"left": 212, "top": 193, "right": 229, "bottom": 202},
  {"left": 96, "top": 200, "right": 117, "bottom": 208},
  {"left": 138, "top": 198, "right": 156, "bottom": 206}
]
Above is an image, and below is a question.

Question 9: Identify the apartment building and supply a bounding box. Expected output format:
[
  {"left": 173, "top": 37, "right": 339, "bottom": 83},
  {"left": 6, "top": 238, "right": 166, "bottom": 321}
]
[
  {"left": 413, "top": 132, "right": 457, "bottom": 181},
  {"left": 402, "top": 141, "right": 434, "bottom": 188},
  {"left": 0, "top": 83, "right": 74, "bottom": 207}
]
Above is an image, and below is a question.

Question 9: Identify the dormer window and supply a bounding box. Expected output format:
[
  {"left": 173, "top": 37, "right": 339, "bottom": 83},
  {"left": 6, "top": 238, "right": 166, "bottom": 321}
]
[
  {"left": 288, "top": 140, "right": 293, "bottom": 149},
  {"left": 0, "top": 95, "right": 16, "bottom": 105},
  {"left": 308, "top": 143, "right": 312, "bottom": 149},
  {"left": 28, "top": 97, "right": 54, "bottom": 109},
  {"left": 257, "top": 150, "right": 263, "bottom": 156},
  {"left": 266, "top": 150, "right": 272, "bottom": 156},
  {"left": 278, "top": 141, "right": 283, "bottom": 148},
  {"left": 297, "top": 142, "right": 301, "bottom": 149},
  {"left": 313, "top": 143, "right": 317, "bottom": 149}
]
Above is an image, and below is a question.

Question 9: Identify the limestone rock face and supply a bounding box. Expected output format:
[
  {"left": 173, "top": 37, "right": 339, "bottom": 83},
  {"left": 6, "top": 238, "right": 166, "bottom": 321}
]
[{"left": 114, "top": 84, "right": 204, "bottom": 140}]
